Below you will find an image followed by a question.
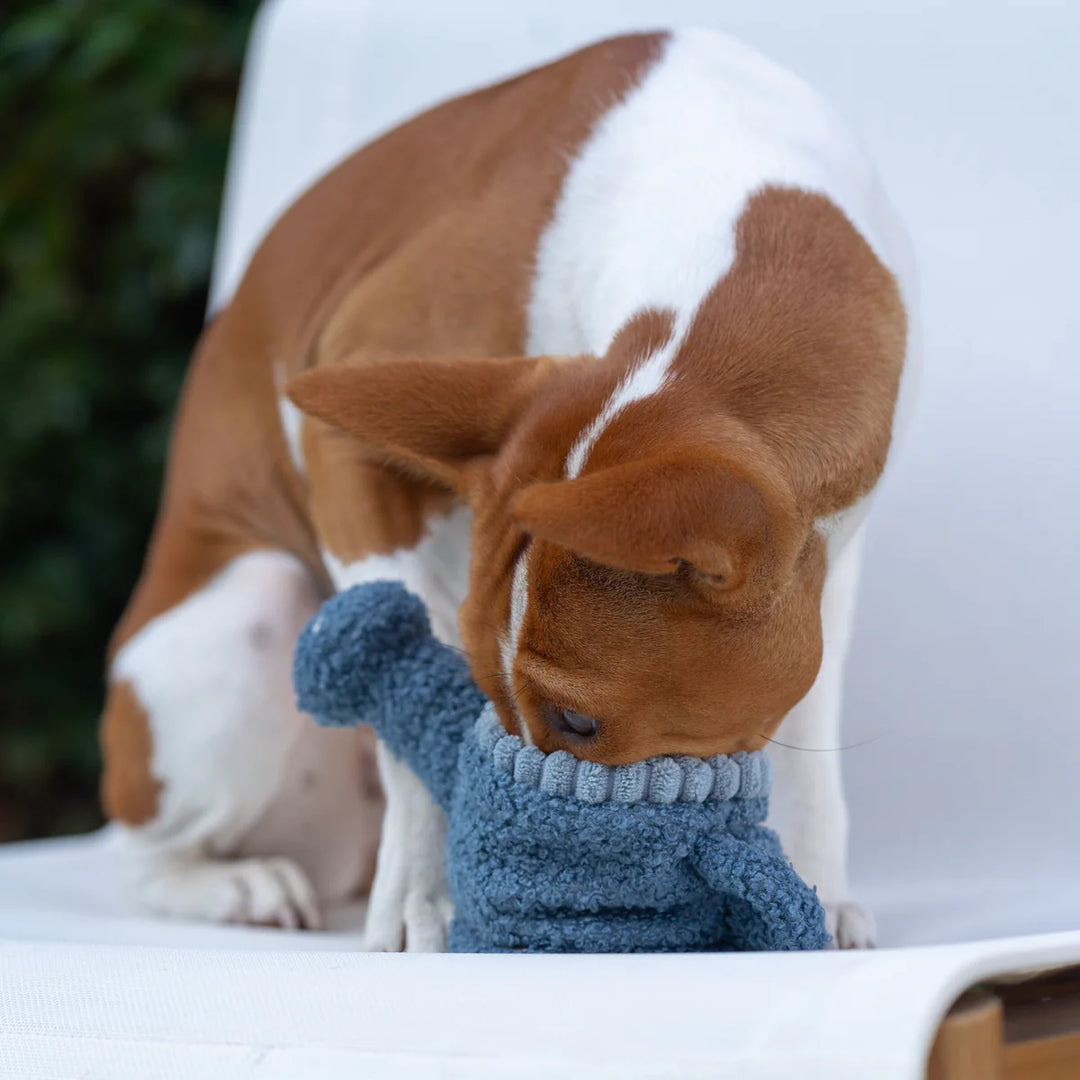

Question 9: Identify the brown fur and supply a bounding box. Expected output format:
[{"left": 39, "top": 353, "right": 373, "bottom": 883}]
[
  {"left": 100, "top": 680, "right": 160, "bottom": 824},
  {"left": 101, "top": 30, "right": 905, "bottom": 814},
  {"left": 99, "top": 35, "right": 665, "bottom": 822},
  {"left": 294, "top": 187, "right": 905, "bottom": 763}
]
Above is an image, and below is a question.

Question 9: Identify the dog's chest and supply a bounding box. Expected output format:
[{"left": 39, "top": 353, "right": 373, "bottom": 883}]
[{"left": 322, "top": 504, "right": 474, "bottom": 649}]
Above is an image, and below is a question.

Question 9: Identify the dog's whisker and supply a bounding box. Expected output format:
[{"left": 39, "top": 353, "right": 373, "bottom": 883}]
[
  {"left": 472, "top": 672, "right": 529, "bottom": 709},
  {"left": 760, "top": 732, "right": 886, "bottom": 753}
]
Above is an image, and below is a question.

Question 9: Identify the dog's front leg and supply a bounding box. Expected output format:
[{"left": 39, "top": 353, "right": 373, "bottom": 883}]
[
  {"left": 767, "top": 526, "right": 877, "bottom": 948},
  {"left": 362, "top": 740, "right": 451, "bottom": 951}
]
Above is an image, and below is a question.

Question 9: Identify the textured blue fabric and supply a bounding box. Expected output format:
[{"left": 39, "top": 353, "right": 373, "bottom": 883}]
[{"left": 293, "top": 581, "right": 829, "bottom": 953}]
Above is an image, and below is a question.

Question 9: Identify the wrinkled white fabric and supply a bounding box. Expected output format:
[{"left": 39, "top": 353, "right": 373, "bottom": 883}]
[{"left": 1, "top": 838, "right": 1079, "bottom": 1080}]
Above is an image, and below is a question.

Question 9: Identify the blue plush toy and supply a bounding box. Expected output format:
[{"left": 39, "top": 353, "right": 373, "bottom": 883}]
[{"left": 293, "top": 581, "right": 829, "bottom": 953}]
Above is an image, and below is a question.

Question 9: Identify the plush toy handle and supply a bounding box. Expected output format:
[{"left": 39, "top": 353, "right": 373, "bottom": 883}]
[
  {"left": 692, "top": 830, "right": 829, "bottom": 951},
  {"left": 293, "top": 581, "right": 487, "bottom": 809}
]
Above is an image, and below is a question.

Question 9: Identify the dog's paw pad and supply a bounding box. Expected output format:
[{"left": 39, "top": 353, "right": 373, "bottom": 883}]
[{"left": 824, "top": 899, "right": 877, "bottom": 949}]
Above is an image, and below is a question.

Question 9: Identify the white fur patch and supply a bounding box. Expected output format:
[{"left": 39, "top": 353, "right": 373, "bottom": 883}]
[
  {"left": 273, "top": 362, "right": 306, "bottom": 476},
  {"left": 112, "top": 551, "right": 320, "bottom": 854},
  {"left": 527, "top": 27, "right": 916, "bottom": 428},
  {"left": 278, "top": 395, "right": 306, "bottom": 476},
  {"left": 564, "top": 319, "right": 685, "bottom": 478},
  {"left": 815, "top": 493, "right": 874, "bottom": 557},
  {"left": 321, "top": 503, "right": 473, "bottom": 647},
  {"left": 499, "top": 545, "right": 532, "bottom": 741}
]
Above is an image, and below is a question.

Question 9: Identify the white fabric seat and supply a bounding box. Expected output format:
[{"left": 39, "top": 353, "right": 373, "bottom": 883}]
[
  {"left": 3, "top": 1, "right": 1078, "bottom": 1076},
  {"left": 1, "top": 832, "right": 1078, "bottom": 1080}
]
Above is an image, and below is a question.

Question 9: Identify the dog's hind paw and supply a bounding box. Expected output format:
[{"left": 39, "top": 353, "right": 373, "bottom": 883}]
[{"left": 130, "top": 854, "right": 322, "bottom": 930}]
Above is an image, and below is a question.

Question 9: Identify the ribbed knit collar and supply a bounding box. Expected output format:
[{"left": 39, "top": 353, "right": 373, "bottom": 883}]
[{"left": 474, "top": 704, "right": 771, "bottom": 806}]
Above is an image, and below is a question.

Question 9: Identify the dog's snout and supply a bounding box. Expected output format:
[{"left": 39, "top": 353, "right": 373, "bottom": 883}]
[{"left": 541, "top": 702, "right": 599, "bottom": 740}]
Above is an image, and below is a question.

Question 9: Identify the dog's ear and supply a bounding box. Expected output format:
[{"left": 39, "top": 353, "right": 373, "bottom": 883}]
[
  {"left": 512, "top": 450, "right": 791, "bottom": 590},
  {"left": 287, "top": 354, "right": 552, "bottom": 489}
]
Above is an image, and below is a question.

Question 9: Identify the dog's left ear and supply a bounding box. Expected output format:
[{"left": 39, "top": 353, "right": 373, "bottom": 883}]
[
  {"left": 512, "top": 449, "right": 796, "bottom": 592},
  {"left": 286, "top": 354, "right": 553, "bottom": 489}
]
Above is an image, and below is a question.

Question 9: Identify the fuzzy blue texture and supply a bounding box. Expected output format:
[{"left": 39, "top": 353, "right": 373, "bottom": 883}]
[{"left": 293, "top": 581, "right": 829, "bottom": 954}]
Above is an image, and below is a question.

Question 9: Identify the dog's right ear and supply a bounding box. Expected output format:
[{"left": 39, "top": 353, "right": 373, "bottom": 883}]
[{"left": 287, "top": 354, "right": 554, "bottom": 489}]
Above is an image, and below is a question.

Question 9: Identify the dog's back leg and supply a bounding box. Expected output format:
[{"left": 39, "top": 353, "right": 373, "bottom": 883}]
[
  {"left": 101, "top": 540, "right": 381, "bottom": 927},
  {"left": 99, "top": 303, "right": 384, "bottom": 927}
]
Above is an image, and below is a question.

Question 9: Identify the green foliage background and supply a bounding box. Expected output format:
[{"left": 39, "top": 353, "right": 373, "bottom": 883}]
[{"left": 0, "top": 0, "right": 259, "bottom": 840}]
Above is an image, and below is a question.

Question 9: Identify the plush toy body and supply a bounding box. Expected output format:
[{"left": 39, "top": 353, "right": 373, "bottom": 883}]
[{"left": 293, "top": 582, "right": 828, "bottom": 953}]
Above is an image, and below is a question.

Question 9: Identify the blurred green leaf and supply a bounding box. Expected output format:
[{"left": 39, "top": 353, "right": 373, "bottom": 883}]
[{"left": 0, "top": 0, "right": 259, "bottom": 840}]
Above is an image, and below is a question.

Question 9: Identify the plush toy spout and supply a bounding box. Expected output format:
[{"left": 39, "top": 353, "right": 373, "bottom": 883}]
[{"left": 293, "top": 580, "right": 486, "bottom": 809}]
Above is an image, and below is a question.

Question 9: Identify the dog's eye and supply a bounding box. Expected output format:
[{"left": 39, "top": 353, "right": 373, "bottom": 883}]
[
  {"left": 542, "top": 704, "right": 599, "bottom": 739},
  {"left": 562, "top": 709, "right": 597, "bottom": 736},
  {"left": 676, "top": 558, "right": 724, "bottom": 586}
]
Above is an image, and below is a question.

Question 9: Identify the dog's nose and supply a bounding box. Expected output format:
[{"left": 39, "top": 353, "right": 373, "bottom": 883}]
[{"left": 541, "top": 703, "right": 598, "bottom": 739}]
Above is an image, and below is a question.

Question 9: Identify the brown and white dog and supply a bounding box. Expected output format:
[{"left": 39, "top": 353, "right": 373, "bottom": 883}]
[{"left": 99, "top": 29, "right": 916, "bottom": 950}]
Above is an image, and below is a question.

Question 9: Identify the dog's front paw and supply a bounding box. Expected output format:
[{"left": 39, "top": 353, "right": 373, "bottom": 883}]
[
  {"left": 824, "top": 899, "right": 876, "bottom": 949},
  {"left": 363, "top": 888, "right": 452, "bottom": 952},
  {"left": 403, "top": 890, "right": 454, "bottom": 952}
]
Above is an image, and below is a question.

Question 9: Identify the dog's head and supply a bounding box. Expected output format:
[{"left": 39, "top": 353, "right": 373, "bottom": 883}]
[{"left": 289, "top": 190, "right": 904, "bottom": 763}]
